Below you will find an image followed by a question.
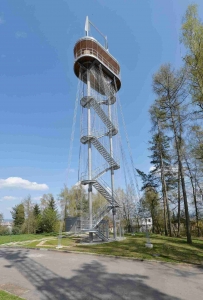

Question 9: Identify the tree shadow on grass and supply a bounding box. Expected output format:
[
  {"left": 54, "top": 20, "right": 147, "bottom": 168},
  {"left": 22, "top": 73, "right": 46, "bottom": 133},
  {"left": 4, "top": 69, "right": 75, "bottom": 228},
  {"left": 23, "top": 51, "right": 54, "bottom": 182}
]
[
  {"left": 0, "top": 248, "right": 182, "bottom": 300},
  {"left": 153, "top": 243, "right": 203, "bottom": 265}
]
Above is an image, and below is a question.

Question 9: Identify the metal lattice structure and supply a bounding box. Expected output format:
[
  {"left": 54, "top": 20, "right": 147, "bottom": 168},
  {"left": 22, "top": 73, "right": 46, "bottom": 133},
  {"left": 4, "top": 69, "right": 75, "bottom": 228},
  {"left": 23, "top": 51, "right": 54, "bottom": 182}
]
[{"left": 73, "top": 17, "right": 121, "bottom": 241}]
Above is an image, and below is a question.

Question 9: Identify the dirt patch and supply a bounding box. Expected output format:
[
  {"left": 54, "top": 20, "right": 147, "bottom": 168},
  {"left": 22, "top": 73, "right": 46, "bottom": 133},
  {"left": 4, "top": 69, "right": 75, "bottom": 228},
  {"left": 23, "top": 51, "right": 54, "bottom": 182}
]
[{"left": 0, "top": 283, "right": 29, "bottom": 297}]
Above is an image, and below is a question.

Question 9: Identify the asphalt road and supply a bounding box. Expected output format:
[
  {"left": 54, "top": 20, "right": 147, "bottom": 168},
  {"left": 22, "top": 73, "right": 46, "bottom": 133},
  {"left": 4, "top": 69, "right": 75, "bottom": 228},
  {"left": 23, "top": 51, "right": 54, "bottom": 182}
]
[{"left": 0, "top": 248, "right": 202, "bottom": 300}]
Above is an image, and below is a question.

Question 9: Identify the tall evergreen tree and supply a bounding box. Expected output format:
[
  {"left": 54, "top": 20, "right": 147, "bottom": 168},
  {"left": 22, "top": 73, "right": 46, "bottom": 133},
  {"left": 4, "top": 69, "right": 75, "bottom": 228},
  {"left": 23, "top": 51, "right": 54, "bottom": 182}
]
[
  {"left": 136, "top": 169, "right": 160, "bottom": 233},
  {"left": 11, "top": 203, "right": 25, "bottom": 228},
  {"left": 148, "top": 129, "right": 172, "bottom": 236},
  {"left": 33, "top": 204, "right": 41, "bottom": 217},
  {"left": 48, "top": 195, "right": 57, "bottom": 211}
]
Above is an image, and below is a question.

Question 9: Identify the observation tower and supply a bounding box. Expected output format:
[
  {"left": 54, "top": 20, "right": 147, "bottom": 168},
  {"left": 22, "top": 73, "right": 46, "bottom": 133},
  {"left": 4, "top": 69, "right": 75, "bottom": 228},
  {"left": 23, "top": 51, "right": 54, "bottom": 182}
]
[{"left": 74, "top": 17, "right": 121, "bottom": 241}]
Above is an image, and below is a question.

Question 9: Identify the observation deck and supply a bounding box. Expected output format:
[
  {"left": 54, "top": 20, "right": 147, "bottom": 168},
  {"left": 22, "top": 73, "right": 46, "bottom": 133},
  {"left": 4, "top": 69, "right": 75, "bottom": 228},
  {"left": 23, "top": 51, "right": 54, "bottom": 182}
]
[{"left": 74, "top": 36, "right": 121, "bottom": 93}]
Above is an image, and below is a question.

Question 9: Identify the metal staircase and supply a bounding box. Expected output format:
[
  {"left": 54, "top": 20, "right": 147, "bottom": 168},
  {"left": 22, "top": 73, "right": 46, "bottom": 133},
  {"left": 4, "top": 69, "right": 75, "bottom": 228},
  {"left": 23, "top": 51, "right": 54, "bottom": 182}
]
[
  {"left": 81, "top": 203, "right": 111, "bottom": 241},
  {"left": 93, "top": 179, "right": 119, "bottom": 207},
  {"left": 81, "top": 135, "right": 119, "bottom": 170},
  {"left": 95, "top": 231, "right": 109, "bottom": 242},
  {"left": 92, "top": 203, "right": 112, "bottom": 226},
  {"left": 81, "top": 96, "right": 118, "bottom": 135},
  {"left": 79, "top": 63, "right": 120, "bottom": 241}
]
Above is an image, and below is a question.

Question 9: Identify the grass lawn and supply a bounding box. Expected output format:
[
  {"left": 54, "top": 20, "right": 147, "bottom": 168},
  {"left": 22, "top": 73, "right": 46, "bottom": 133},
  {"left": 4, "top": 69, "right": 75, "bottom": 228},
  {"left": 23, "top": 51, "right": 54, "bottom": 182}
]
[
  {"left": 75, "top": 234, "right": 203, "bottom": 265},
  {"left": 0, "top": 234, "right": 52, "bottom": 245},
  {"left": 2, "top": 233, "right": 203, "bottom": 265},
  {"left": 0, "top": 290, "right": 23, "bottom": 300},
  {"left": 24, "top": 233, "right": 203, "bottom": 265}
]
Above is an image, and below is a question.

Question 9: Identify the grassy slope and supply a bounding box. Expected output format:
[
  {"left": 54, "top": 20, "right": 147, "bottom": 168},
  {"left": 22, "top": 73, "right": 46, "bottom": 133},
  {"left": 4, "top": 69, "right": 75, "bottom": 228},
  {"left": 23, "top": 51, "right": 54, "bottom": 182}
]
[
  {"left": 1, "top": 233, "right": 203, "bottom": 265},
  {"left": 0, "top": 290, "right": 23, "bottom": 300},
  {"left": 75, "top": 234, "right": 203, "bottom": 265},
  {"left": 0, "top": 234, "right": 50, "bottom": 245},
  {"left": 23, "top": 233, "right": 203, "bottom": 265}
]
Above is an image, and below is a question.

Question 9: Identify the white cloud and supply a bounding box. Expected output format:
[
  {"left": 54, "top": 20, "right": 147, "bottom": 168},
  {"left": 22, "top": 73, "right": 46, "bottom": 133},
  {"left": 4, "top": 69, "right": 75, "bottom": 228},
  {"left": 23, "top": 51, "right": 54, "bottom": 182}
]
[
  {"left": 33, "top": 196, "right": 42, "bottom": 201},
  {"left": 0, "top": 177, "right": 49, "bottom": 191},
  {"left": 1, "top": 196, "right": 17, "bottom": 201},
  {"left": 149, "top": 166, "right": 156, "bottom": 172},
  {"left": 15, "top": 31, "right": 27, "bottom": 39}
]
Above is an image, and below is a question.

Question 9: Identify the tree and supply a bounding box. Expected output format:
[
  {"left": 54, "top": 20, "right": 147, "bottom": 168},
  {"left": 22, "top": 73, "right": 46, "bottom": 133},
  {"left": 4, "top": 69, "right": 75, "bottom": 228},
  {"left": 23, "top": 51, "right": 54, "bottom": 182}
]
[
  {"left": 22, "top": 195, "right": 35, "bottom": 234},
  {"left": 184, "top": 154, "right": 201, "bottom": 236},
  {"left": 39, "top": 194, "right": 59, "bottom": 233},
  {"left": 0, "top": 213, "right": 9, "bottom": 235},
  {"left": 92, "top": 192, "right": 106, "bottom": 216},
  {"left": 148, "top": 123, "right": 173, "bottom": 236},
  {"left": 142, "top": 188, "right": 160, "bottom": 233},
  {"left": 183, "top": 128, "right": 203, "bottom": 237},
  {"left": 33, "top": 204, "right": 41, "bottom": 217},
  {"left": 0, "top": 213, "right": 3, "bottom": 225},
  {"left": 58, "top": 184, "right": 88, "bottom": 218},
  {"left": 33, "top": 204, "right": 42, "bottom": 234},
  {"left": 40, "top": 193, "right": 55, "bottom": 211},
  {"left": 189, "top": 125, "right": 203, "bottom": 161},
  {"left": 48, "top": 195, "right": 57, "bottom": 211},
  {"left": 152, "top": 64, "right": 192, "bottom": 243},
  {"left": 181, "top": 4, "right": 203, "bottom": 111},
  {"left": 41, "top": 207, "right": 59, "bottom": 233},
  {"left": 115, "top": 186, "right": 136, "bottom": 233},
  {"left": 136, "top": 169, "right": 160, "bottom": 233},
  {"left": 11, "top": 203, "right": 25, "bottom": 229}
]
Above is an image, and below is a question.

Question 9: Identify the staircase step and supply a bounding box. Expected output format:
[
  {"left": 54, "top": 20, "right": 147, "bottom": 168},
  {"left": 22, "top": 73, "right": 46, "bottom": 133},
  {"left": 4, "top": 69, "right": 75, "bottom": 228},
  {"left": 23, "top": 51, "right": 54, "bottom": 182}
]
[
  {"left": 81, "top": 96, "right": 118, "bottom": 136},
  {"left": 95, "top": 230, "right": 109, "bottom": 242}
]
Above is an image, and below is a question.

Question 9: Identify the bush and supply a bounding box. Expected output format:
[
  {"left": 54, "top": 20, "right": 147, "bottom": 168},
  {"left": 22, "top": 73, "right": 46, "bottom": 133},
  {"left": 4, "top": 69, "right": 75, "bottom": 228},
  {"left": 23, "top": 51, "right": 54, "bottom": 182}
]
[
  {"left": 0, "top": 226, "right": 11, "bottom": 235},
  {"left": 12, "top": 226, "right": 22, "bottom": 235}
]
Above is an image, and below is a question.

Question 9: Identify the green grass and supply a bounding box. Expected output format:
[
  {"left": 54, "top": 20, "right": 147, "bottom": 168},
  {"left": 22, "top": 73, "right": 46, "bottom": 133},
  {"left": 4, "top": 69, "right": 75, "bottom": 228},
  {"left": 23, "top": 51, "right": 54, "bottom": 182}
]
[
  {"left": 0, "top": 234, "right": 50, "bottom": 245},
  {"left": 79, "top": 233, "right": 203, "bottom": 265},
  {"left": 24, "top": 235, "right": 78, "bottom": 248},
  {"left": 4, "top": 233, "right": 203, "bottom": 265},
  {"left": 0, "top": 290, "right": 24, "bottom": 300},
  {"left": 69, "top": 233, "right": 203, "bottom": 265}
]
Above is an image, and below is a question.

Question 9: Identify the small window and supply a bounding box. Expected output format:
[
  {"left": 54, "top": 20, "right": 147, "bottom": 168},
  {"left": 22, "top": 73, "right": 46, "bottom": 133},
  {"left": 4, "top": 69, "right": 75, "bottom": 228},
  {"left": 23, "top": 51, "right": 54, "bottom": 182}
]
[{"left": 148, "top": 219, "right": 151, "bottom": 223}]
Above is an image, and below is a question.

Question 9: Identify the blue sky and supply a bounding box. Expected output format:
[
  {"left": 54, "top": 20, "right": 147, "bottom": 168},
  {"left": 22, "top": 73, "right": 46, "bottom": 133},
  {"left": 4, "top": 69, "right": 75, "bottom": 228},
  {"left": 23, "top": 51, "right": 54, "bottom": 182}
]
[{"left": 1, "top": 0, "right": 203, "bottom": 219}]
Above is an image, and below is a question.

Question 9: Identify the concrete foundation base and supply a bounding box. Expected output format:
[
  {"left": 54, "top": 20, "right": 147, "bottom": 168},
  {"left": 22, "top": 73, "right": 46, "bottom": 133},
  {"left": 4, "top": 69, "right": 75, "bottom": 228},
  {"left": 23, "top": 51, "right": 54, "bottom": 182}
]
[
  {"left": 145, "top": 243, "right": 153, "bottom": 249},
  {"left": 89, "top": 232, "right": 93, "bottom": 243}
]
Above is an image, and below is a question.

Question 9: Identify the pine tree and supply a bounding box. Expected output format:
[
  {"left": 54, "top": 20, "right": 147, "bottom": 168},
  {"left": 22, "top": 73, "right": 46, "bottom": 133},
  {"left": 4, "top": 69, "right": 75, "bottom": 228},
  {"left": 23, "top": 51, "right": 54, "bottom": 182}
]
[
  {"left": 11, "top": 204, "right": 25, "bottom": 228},
  {"left": 136, "top": 169, "right": 160, "bottom": 233},
  {"left": 148, "top": 130, "right": 172, "bottom": 236},
  {"left": 33, "top": 204, "right": 41, "bottom": 217},
  {"left": 48, "top": 195, "right": 57, "bottom": 211}
]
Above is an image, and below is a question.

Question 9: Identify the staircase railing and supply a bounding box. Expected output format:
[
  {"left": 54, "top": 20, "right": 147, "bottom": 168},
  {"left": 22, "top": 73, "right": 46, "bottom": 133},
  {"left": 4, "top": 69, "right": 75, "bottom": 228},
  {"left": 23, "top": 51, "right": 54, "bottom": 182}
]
[{"left": 79, "top": 64, "right": 120, "bottom": 241}]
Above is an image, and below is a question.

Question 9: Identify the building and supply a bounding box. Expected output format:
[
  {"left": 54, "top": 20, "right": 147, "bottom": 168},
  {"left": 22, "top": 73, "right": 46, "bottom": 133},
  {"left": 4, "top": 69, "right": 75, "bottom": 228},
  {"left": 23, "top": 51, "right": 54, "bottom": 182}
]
[
  {"left": 132, "top": 217, "right": 153, "bottom": 232},
  {"left": 1, "top": 220, "right": 13, "bottom": 233}
]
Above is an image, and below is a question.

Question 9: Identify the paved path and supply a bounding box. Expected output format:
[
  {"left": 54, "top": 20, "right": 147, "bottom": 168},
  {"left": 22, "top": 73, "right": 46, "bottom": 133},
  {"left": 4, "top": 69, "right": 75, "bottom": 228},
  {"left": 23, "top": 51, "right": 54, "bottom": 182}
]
[{"left": 0, "top": 248, "right": 202, "bottom": 300}]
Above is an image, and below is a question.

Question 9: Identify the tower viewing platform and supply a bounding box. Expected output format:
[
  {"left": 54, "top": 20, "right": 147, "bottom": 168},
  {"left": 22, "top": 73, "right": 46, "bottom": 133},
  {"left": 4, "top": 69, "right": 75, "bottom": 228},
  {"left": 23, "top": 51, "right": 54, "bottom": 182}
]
[{"left": 73, "top": 36, "right": 121, "bottom": 93}]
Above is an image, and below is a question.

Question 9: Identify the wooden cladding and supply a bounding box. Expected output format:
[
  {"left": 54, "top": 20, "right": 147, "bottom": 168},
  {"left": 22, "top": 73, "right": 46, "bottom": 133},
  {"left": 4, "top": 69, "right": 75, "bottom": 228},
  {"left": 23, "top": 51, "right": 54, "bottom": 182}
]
[{"left": 74, "top": 37, "right": 121, "bottom": 92}]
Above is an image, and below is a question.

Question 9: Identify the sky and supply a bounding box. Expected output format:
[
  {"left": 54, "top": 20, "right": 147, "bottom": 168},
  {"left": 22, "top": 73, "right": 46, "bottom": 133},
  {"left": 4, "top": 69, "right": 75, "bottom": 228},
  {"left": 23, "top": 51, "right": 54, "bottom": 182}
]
[{"left": 1, "top": 0, "right": 203, "bottom": 219}]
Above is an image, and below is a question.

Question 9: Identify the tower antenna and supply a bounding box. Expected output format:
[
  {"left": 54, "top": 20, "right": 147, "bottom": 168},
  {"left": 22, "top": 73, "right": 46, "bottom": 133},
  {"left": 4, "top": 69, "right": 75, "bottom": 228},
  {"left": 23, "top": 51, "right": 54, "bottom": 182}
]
[{"left": 85, "top": 16, "right": 108, "bottom": 50}]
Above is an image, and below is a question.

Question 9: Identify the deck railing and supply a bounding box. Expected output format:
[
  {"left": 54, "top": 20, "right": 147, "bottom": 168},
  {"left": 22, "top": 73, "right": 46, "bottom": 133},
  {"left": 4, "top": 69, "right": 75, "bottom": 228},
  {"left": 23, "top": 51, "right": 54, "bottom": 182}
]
[{"left": 75, "top": 47, "right": 120, "bottom": 77}]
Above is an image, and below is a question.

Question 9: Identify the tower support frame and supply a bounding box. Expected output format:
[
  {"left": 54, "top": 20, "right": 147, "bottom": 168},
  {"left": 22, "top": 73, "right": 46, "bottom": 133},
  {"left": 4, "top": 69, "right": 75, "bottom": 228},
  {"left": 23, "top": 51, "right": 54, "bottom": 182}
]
[{"left": 74, "top": 18, "right": 121, "bottom": 241}]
